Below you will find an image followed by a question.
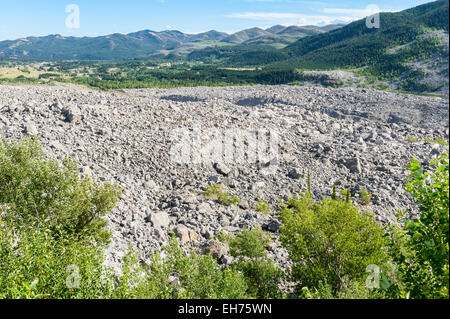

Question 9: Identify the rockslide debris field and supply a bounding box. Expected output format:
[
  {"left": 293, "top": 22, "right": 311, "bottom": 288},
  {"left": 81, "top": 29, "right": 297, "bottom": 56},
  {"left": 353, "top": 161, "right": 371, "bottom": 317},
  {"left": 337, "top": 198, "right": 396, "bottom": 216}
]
[{"left": 0, "top": 84, "right": 448, "bottom": 271}]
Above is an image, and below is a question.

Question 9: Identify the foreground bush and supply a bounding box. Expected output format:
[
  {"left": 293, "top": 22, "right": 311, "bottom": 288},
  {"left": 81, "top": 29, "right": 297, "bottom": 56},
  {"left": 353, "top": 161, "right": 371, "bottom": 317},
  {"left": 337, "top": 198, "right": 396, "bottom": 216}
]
[
  {"left": 120, "top": 237, "right": 249, "bottom": 299},
  {"left": 1, "top": 137, "right": 448, "bottom": 299},
  {"left": 0, "top": 137, "right": 250, "bottom": 299},
  {"left": 387, "top": 153, "right": 449, "bottom": 299},
  {"left": 0, "top": 137, "right": 121, "bottom": 245},
  {"left": 0, "top": 224, "right": 115, "bottom": 299},
  {"left": 279, "top": 193, "right": 389, "bottom": 295},
  {"left": 229, "top": 227, "right": 284, "bottom": 299}
]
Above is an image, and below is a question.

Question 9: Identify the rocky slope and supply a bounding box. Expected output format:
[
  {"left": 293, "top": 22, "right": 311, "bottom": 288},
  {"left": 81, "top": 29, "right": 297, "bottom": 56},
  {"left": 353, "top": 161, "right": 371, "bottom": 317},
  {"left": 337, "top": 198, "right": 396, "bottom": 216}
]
[{"left": 0, "top": 83, "right": 448, "bottom": 271}]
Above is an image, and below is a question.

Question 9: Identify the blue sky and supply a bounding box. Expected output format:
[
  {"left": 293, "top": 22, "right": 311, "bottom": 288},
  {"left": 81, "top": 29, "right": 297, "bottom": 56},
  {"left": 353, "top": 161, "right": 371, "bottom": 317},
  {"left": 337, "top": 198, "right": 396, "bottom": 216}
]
[{"left": 0, "top": 0, "right": 433, "bottom": 40}]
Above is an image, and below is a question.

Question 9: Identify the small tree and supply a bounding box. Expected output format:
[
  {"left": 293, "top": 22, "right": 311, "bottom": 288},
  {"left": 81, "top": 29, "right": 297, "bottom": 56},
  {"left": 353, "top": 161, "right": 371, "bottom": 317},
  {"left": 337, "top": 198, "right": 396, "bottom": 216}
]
[
  {"left": 255, "top": 199, "right": 270, "bottom": 215},
  {"left": 332, "top": 183, "right": 338, "bottom": 200},
  {"left": 340, "top": 189, "right": 351, "bottom": 203},
  {"left": 387, "top": 153, "right": 449, "bottom": 299},
  {"left": 279, "top": 193, "right": 389, "bottom": 293},
  {"left": 0, "top": 137, "right": 121, "bottom": 245},
  {"left": 359, "top": 187, "right": 373, "bottom": 205},
  {"left": 229, "top": 228, "right": 284, "bottom": 299},
  {"left": 307, "top": 172, "right": 312, "bottom": 194}
]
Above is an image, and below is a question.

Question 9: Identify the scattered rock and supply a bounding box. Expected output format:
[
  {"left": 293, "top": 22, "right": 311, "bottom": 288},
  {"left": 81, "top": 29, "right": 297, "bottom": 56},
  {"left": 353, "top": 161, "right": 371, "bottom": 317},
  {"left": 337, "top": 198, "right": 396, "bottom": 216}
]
[
  {"left": 203, "top": 240, "right": 229, "bottom": 259},
  {"left": 23, "top": 123, "right": 38, "bottom": 136},
  {"left": 214, "top": 163, "right": 231, "bottom": 176},
  {"left": 288, "top": 168, "right": 302, "bottom": 179},
  {"left": 148, "top": 212, "right": 170, "bottom": 229},
  {"left": 208, "top": 175, "right": 221, "bottom": 184},
  {"left": 62, "top": 105, "right": 82, "bottom": 123},
  {"left": 346, "top": 157, "right": 362, "bottom": 174},
  {"left": 174, "top": 225, "right": 197, "bottom": 243}
]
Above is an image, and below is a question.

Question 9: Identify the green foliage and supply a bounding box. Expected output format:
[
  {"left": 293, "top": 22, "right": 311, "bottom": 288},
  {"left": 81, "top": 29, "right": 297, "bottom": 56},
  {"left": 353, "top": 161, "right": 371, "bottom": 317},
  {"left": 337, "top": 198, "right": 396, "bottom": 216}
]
[
  {"left": 130, "top": 237, "right": 249, "bottom": 299},
  {"left": 35, "top": 60, "right": 305, "bottom": 91},
  {"left": 423, "top": 136, "right": 449, "bottom": 146},
  {"left": 359, "top": 187, "right": 373, "bottom": 205},
  {"left": 387, "top": 153, "right": 449, "bottom": 299},
  {"left": 332, "top": 183, "right": 338, "bottom": 200},
  {"left": 279, "top": 193, "right": 389, "bottom": 294},
  {"left": 307, "top": 172, "right": 311, "bottom": 194},
  {"left": 408, "top": 135, "right": 420, "bottom": 143},
  {"left": 229, "top": 228, "right": 284, "bottom": 299},
  {"left": 0, "top": 137, "right": 121, "bottom": 245},
  {"left": 229, "top": 227, "right": 270, "bottom": 260},
  {"left": 341, "top": 189, "right": 351, "bottom": 203},
  {"left": 0, "top": 223, "right": 115, "bottom": 299},
  {"left": 255, "top": 199, "right": 270, "bottom": 215},
  {"left": 300, "top": 278, "right": 391, "bottom": 299},
  {"left": 204, "top": 184, "right": 239, "bottom": 206}
]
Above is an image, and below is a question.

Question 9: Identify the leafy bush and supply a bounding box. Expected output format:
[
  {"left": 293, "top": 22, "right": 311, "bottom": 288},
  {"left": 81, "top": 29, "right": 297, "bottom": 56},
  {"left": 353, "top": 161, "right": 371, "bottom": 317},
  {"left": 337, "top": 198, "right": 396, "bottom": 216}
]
[
  {"left": 407, "top": 135, "right": 420, "bottom": 143},
  {"left": 229, "top": 228, "right": 284, "bottom": 299},
  {"left": 129, "top": 237, "right": 249, "bottom": 299},
  {"left": 229, "top": 227, "right": 270, "bottom": 260},
  {"left": 300, "top": 279, "right": 388, "bottom": 299},
  {"left": 423, "top": 136, "right": 449, "bottom": 146},
  {"left": 0, "top": 224, "right": 115, "bottom": 299},
  {"left": 255, "top": 199, "right": 270, "bottom": 215},
  {"left": 387, "top": 153, "right": 449, "bottom": 299},
  {"left": 359, "top": 187, "right": 373, "bottom": 205},
  {"left": 279, "top": 193, "right": 389, "bottom": 294},
  {"left": 332, "top": 183, "right": 338, "bottom": 200},
  {"left": 0, "top": 137, "right": 121, "bottom": 245},
  {"left": 341, "top": 189, "right": 351, "bottom": 203},
  {"left": 203, "top": 184, "right": 239, "bottom": 206}
]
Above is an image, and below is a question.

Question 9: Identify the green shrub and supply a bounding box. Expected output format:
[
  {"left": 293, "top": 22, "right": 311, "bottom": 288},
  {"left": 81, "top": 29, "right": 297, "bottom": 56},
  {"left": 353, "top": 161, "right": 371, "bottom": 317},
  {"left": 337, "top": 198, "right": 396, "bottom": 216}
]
[
  {"left": 203, "top": 184, "right": 239, "bottom": 206},
  {"left": 423, "top": 136, "right": 449, "bottom": 146},
  {"left": 300, "top": 279, "right": 387, "bottom": 299},
  {"left": 230, "top": 227, "right": 270, "bottom": 260},
  {"left": 279, "top": 193, "right": 389, "bottom": 294},
  {"left": 131, "top": 237, "right": 249, "bottom": 299},
  {"left": 387, "top": 153, "right": 449, "bottom": 299},
  {"left": 229, "top": 228, "right": 284, "bottom": 299},
  {"left": 359, "top": 187, "right": 373, "bottom": 205},
  {"left": 341, "top": 189, "right": 351, "bottom": 203},
  {"left": 255, "top": 199, "right": 270, "bottom": 215},
  {"left": 0, "top": 137, "right": 121, "bottom": 245},
  {"left": 0, "top": 224, "right": 115, "bottom": 299},
  {"left": 332, "top": 183, "right": 338, "bottom": 200},
  {"left": 407, "top": 135, "right": 420, "bottom": 143}
]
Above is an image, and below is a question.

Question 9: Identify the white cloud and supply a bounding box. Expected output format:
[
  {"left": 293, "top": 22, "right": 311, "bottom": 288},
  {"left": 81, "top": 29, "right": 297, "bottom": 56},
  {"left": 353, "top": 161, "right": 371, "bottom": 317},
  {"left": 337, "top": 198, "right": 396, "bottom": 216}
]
[
  {"left": 225, "top": 12, "right": 355, "bottom": 26},
  {"left": 226, "top": 4, "right": 400, "bottom": 27},
  {"left": 323, "top": 5, "right": 398, "bottom": 18}
]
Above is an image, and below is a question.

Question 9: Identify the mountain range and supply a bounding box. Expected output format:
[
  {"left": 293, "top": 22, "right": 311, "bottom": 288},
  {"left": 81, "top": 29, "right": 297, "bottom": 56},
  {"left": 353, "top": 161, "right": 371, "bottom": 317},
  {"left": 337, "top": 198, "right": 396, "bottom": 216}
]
[{"left": 0, "top": 24, "right": 343, "bottom": 61}]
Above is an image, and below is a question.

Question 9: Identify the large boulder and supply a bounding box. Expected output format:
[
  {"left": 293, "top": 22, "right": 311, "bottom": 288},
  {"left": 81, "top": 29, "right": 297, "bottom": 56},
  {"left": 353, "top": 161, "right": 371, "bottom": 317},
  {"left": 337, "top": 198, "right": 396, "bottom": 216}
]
[
  {"left": 203, "top": 240, "right": 229, "bottom": 260},
  {"left": 148, "top": 212, "right": 170, "bottom": 229},
  {"left": 346, "top": 157, "right": 362, "bottom": 174},
  {"left": 62, "top": 105, "right": 82, "bottom": 123},
  {"left": 174, "top": 224, "right": 198, "bottom": 244}
]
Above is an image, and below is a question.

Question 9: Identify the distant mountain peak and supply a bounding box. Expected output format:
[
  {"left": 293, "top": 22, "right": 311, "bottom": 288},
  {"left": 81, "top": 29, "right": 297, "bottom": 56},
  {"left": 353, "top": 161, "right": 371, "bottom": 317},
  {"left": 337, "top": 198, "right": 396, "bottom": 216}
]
[{"left": 0, "top": 23, "right": 344, "bottom": 60}]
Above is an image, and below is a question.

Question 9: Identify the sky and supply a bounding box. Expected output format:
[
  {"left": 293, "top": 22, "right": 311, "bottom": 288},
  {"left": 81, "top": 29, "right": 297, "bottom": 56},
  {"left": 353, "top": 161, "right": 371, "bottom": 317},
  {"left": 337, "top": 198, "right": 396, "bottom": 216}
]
[{"left": 0, "top": 0, "right": 434, "bottom": 40}]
